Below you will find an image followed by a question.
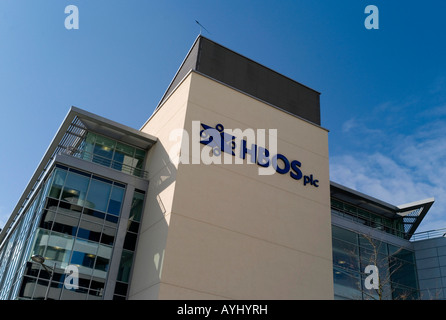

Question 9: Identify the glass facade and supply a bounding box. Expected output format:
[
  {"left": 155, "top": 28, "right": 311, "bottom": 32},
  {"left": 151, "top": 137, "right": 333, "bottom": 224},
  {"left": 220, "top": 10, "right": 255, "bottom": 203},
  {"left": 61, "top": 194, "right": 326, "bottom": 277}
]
[
  {"left": 73, "top": 132, "right": 147, "bottom": 178},
  {"left": 331, "top": 199, "right": 405, "bottom": 238},
  {"left": 113, "top": 189, "right": 145, "bottom": 300},
  {"left": 332, "top": 225, "right": 419, "bottom": 300},
  {"left": 0, "top": 162, "right": 145, "bottom": 300},
  {"left": 0, "top": 172, "right": 50, "bottom": 300}
]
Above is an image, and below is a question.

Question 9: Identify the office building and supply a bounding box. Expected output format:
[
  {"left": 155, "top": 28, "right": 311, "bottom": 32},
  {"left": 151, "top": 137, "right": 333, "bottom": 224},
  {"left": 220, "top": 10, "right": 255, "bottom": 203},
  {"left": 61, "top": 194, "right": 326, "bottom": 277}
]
[{"left": 0, "top": 36, "right": 441, "bottom": 300}]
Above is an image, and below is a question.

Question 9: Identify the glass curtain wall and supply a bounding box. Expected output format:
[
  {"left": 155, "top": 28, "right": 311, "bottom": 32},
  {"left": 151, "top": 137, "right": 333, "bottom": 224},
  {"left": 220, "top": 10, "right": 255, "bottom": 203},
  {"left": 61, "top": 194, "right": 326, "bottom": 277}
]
[
  {"left": 17, "top": 164, "right": 127, "bottom": 300},
  {"left": 76, "top": 132, "right": 146, "bottom": 178},
  {"left": 332, "top": 225, "right": 419, "bottom": 300},
  {"left": 113, "top": 189, "right": 145, "bottom": 300},
  {"left": 0, "top": 154, "right": 147, "bottom": 300},
  {"left": 0, "top": 170, "right": 53, "bottom": 300},
  {"left": 0, "top": 163, "right": 130, "bottom": 300},
  {"left": 332, "top": 199, "right": 405, "bottom": 238}
]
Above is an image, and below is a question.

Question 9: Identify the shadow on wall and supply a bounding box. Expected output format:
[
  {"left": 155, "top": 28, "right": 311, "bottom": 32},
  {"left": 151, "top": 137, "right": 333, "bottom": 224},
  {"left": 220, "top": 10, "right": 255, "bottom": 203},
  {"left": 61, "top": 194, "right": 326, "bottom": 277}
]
[{"left": 129, "top": 140, "right": 178, "bottom": 299}]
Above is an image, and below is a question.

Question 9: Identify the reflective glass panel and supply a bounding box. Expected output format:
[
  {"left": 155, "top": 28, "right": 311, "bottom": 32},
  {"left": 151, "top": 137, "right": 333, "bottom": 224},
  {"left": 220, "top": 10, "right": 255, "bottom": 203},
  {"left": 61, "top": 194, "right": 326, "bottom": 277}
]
[
  {"left": 82, "top": 132, "right": 96, "bottom": 155},
  {"left": 332, "top": 238, "right": 359, "bottom": 271},
  {"left": 129, "top": 191, "right": 145, "bottom": 222},
  {"left": 85, "top": 179, "right": 112, "bottom": 212},
  {"left": 117, "top": 251, "right": 133, "bottom": 283},
  {"left": 46, "top": 232, "right": 74, "bottom": 267},
  {"left": 332, "top": 225, "right": 357, "bottom": 244},
  {"left": 93, "top": 136, "right": 115, "bottom": 167},
  {"left": 77, "top": 220, "right": 102, "bottom": 242},
  {"left": 333, "top": 268, "right": 362, "bottom": 299},
  {"left": 61, "top": 172, "right": 90, "bottom": 206},
  {"left": 49, "top": 168, "right": 67, "bottom": 199},
  {"left": 134, "top": 149, "right": 145, "bottom": 168},
  {"left": 100, "top": 226, "right": 116, "bottom": 246},
  {"left": 18, "top": 276, "right": 36, "bottom": 299},
  {"left": 39, "top": 210, "right": 56, "bottom": 230},
  {"left": 108, "top": 186, "right": 125, "bottom": 216},
  {"left": 114, "top": 282, "right": 128, "bottom": 296},
  {"left": 71, "top": 239, "right": 99, "bottom": 276},
  {"left": 123, "top": 232, "right": 137, "bottom": 251},
  {"left": 52, "top": 213, "right": 79, "bottom": 236},
  {"left": 57, "top": 200, "right": 82, "bottom": 219}
]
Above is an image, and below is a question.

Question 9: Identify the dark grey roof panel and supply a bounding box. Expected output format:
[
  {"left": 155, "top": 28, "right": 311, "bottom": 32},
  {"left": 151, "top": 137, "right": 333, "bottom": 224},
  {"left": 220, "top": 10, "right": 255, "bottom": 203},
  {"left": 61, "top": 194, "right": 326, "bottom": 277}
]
[{"left": 157, "top": 36, "right": 321, "bottom": 125}]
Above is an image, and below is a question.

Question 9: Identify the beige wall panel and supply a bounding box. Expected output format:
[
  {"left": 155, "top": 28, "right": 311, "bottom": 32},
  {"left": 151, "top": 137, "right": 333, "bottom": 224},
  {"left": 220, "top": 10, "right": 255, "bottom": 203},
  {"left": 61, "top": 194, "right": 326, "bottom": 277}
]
[
  {"left": 132, "top": 71, "right": 333, "bottom": 299},
  {"left": 130, "top": 283, "right": 161, "bottom": 300},
  {"left": 158, "top": 283, "right": 228, "bottom": 300},
  {"left": 161, "top": 72, "right": 331, "bottom": 298},
  {"left": 130, "top": 74, "right": 192, "bottom": 300},
  {"left": 143, "top": 128, "right": 179, "bottom": 180},
  {"left": 139, "top": 171, "right": 175, "bottom": 232},
  {"left": 141, "top": 75, "right": 191, "bottom": 138},
  {"left": 159, "top": 213, "right": 333, "bottom": 299},
  {"left": 172, "top": 162, "right": 332, "bottom": 259},
  {"left": 181, "top": 82, "right": 329, "bottom": 208},
  {"left": 187, "top": 73, "right": 328, "bottom": 158},
  {"left": 129, "top": 216, "right": 169, "bottom": 299}
]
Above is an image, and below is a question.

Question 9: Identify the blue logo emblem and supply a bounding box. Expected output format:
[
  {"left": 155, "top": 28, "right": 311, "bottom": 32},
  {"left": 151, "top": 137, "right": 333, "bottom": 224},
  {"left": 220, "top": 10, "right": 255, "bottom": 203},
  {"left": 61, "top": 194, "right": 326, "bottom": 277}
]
[{"left": 199, "top": 123, "right": 319, "bottom": 188}]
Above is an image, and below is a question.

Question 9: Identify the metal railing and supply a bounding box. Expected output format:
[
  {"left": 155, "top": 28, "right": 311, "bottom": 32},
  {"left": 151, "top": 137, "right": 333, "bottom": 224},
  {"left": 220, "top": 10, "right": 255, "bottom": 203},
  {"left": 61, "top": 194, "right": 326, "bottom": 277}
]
[
  {"left": 62, "top": 147, "right": 149, "bottom": 179},
  {"left": 410, "top": 228, "right": 446, "bottom": 241},
  {"left": 331, "top": 207, "right": 407, "bottom": 238}
]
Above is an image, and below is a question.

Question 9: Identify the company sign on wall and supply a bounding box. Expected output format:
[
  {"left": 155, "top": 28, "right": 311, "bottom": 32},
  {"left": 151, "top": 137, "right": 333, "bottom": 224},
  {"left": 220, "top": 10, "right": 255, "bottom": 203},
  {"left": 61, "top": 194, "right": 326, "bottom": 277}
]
[{"left": 169, "top": 121, "right": 319, "bottom": 188}]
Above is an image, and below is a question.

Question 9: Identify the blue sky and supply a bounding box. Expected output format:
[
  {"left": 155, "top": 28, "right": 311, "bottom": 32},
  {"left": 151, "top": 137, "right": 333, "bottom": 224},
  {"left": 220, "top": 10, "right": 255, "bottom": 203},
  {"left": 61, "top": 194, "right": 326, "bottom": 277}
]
[{"left": 0, "top": 1, "right": 445, "bottom": 233}]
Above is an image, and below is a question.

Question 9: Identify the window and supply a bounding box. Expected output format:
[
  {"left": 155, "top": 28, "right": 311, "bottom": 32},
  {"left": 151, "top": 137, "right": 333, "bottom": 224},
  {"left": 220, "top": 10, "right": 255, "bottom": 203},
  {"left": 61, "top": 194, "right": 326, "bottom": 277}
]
[
  {"left": 85, "top": 178, "right": 112, "bottom": 212},
  {"left": 332, "top": 225, "right": 419, "bottom": 300},
  {"left": 61, "top": 171, "right": 90, "bottom": 206},
  {"left": 113, "top": 189, "right": 145, "bottom": 299},
  {"left": 13, "top": 165, "right": 128, "bottom": 300},
  {"left": 129, "top": 190, "right": 144, "bottom": 222},
  {"left": 332, "top": 198, "right": 405, "bottom": 238},
  {"left": 108, "top": 186, "right": 125, "bottom": 216},
  {"left": 48, "top": 168, "right": 67, "bottom": 199},
  {"left": 77, "top": 132, "right": 147, "bottom": 178}
]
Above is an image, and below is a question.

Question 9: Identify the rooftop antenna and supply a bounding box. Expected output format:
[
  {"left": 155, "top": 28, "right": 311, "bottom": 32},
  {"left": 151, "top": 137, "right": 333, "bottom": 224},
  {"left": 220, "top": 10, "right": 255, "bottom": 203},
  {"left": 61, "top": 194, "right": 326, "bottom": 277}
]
[{"left": 195, "top": 20, "right": 211, "bottom": 36}]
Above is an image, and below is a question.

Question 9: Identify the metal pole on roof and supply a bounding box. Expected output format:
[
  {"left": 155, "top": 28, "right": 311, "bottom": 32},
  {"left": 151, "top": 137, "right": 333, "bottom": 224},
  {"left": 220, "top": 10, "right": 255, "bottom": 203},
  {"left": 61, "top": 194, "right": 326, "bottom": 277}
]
[{"left": 195, "top": 20, "right": 210, "bottom": 35}]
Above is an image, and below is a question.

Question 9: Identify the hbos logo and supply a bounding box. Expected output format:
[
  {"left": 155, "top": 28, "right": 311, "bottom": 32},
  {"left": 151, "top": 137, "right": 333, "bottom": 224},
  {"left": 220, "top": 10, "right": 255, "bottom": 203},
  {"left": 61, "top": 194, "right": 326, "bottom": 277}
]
[{"left": 199, "top": 123, "right": 319, "bottom": 187}]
